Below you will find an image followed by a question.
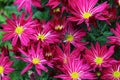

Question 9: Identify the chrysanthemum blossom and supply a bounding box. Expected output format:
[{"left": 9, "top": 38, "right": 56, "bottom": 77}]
[
  {"left": 14, "top": 0, "right": 41, "bottom": 13},
  {"left": 108, "top": 23, "right": 120, "bottom": 46},
  {"left": 32, "top": 22, "right": 60, "bottom": 46},
  {"left": 69, "top": 0, "right": 108, "bottom": 30},
  {"left": 0, "top": 55, "right": 14, "bottom": 80},
  {"left": 55, "top": 58, "right": 95, "bottom": 80},
  {"left": 2, "top": 13, "right": 36, "bottom": 46},
  {"left": 102, "top": 62, "right": 120, "bottom": 80},
  {"left": 18, "top": 44, "right": 52, "bottom": 75},
  {"left": 85, "top": 42, "right": 116, "bottom": 69},
  {"left": 49, "top": 17, "right": 66, "bottom": 32},
  {"left": 43, "top": 45, "right": 58, "bottom": 61},
  {"left": 63, "top": 23, "right": 87, "bottom": 48},
  {"left": 55, "top": 43, "right": 81, "bottom": 64}
]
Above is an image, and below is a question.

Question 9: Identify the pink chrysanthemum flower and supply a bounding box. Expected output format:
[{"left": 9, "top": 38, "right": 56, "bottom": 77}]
[
  {"left": 0, "top": 54, "right": 14, "bottom": 80},
  {"left": 14, "top": 0, "right": 41, "bottom": 13},
  {"left": 108, "top": 23, "right": 120, "bottom": 46},
  {"left": 2, "top": 13, "right": 36, "bottom": 46},
  {"left": 43, "top": 45, "right": 58, "bottom": 61},
  {"left": 55, "top": 43, "right": 81, "bottom": 64},
  {"left": 49, "top": 16, "right": 66, "bottom": 32},
  {"left": 63, "top": 23, "right": 87, "bottom": 48},
  {"left": 84, "top": 42, "right": 116, "bottom": 69},
  {"left": 101, "top": 6, "right": 117, "bottom": 25},
  {"left": 18, "top": 44, "right": 52, "bottom": 75},
  {"left": 69, "top": 0, "right": 108, "bottom": 30},
  {"left": 32, "top": 21, "right": 60, "bottom": 46},
  {"left": 102, "top": 62, "right": 120, "bottom": 80},
  {"left": 55, "top": 58, "right": 95, "bottom": 80}
]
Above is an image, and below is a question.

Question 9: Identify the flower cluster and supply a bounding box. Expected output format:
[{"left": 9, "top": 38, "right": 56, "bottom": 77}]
[{"left": 1, "top": 0, "right": 120, "bottom": 80}]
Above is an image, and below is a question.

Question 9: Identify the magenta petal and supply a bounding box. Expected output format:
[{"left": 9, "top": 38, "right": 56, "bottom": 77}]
[
  {"left": 35, "top": 67, "right": 41, "bottom": 76},
  {"left": 2, "top": 76, "right": 10, "bottom": 80},
  {"left": 37, "top": 64, "right": 48, "bottom": 72},
  {"left": 18, "top": 48, "right": 28, "bottom": 57},
  {"left": 12, "top": 35, "right": 18, "bottom": 46},
  {"left": 21, "top": 63, "right": 33, "bottom": 75},
  {"left": 4, "top": 68, "right": 15, "bottom": 74},
  {"left": 20, "top": 33, "right": 29, "bottom": 46},
  {"left": 91, "top": 2, "right": 108, "bottom": 14},
  {"left": 104, "top": 46, "right": 115, "bottom": 59},
  {"left": 89, "top": 0, "right": 98, "bottom": 10},
  {"left": 2, "top": 33, "right": 15, "bottom": 41}
]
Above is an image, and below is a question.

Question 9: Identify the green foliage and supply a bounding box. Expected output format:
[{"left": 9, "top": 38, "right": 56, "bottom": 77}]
[{"left": 33, "top": 7, "right": 51, "bottom": 21}]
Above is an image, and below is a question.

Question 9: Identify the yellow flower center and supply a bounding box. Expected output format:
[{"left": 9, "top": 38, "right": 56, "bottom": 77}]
[
  {"left": 71, "top": 72, "right": 79, "bottom": 79},
  {"left": 55, "top": 25, "right": 63, "bottom": 31},
  {"left": 0, "top": 66, "right": 4, "bottom": 74},
  {"left": 83, "top": 12, "right": 92, "bottom": 19},
  {"left": 32, "top": 58, "right": 40, "bottom": 65},
  {"left": 66, "top": 34, "right": 74, "bottom": 42},
  {"left": 37, "top": 34, "right": 46, "bottom": 41},
  {"left": 53, "top": 7, "right": 60, "bottom": 12},
  {"left": 95, "top": 57, "right": 103, "bottom": 65},
  {"left": 113, "top": 71, "right": 120, "bottom": 78},
  {"left": 15, "top": 26, "right": 24, "bottom": 35}
]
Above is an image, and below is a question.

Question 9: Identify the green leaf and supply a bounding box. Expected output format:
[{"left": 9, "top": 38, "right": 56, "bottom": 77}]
[
  {"left": 0, "top": 14, "right": 6, "bottom": 23},
  {"left": 10, "top": 71, "right": 23, "bottom": 80}
]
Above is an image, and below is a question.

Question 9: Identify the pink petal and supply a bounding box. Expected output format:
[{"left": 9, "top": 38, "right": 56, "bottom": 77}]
[{"left": 21, "top": 63, "right": 33, "bottom": 75}]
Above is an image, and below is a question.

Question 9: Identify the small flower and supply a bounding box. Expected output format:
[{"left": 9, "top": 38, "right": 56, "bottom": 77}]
[
  {"left": 55, "top": 43, "right": 81, "bottom": 64},
  {"left": 2, "top": 13, "right": 36, "bottom": 46},
  {"left": 49, "top": 17, "right": 66, "bottom": 32},
  {"left": 68, "top": 0, "right": 108, "bottom": 30},
  {"left": 63, "top": 23, "right": 87, "bottom": 48},
  {"left": 0, "top": 55, "right": 14, "bottom": 80},
  {"left": 84, "top": 42, "right": 116, "bottom": 69},
  {"left": 102, "top": 62, "right": 120, "bottom": 80},
  {"left": 43, "top": 45, "right": 58, "bottom": 61},
  {"left": 14, "top": 0, "right": 41, "bottom": 13},
  {"left": 18, "top": 44, "right": 52, "bottom": 75},
  {"left": 108, "top": 23, "right": 120, "bottom": 46},
  {"left": 55, "top": 58, "right": 95, "bottom": 80},
  {"left": 32, "top": 21, "right": 60, "bottom": 46}
]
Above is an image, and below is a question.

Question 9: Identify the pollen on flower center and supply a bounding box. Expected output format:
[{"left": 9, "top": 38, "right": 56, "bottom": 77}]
[
  {"left": 32, "top": 58, "right": 40, "bottom": 65},
  {"left": 95, "top": 57, "right": 103, "bottom": 65},
  {"left": 0, "top": 66, "right": 4, "bottom": 74},
  {"left": 55, "top": 25, "right": 63, "bottom": 31},
  {"left": 113, "top": 71, "right": 120, "bottom": 78},
  {"left": 53, "top": 7, "right": 60, "bottom": 12},
  {"left": 66, "top": 34, "right": 74, "bottom": 42},
  {"left": 15, "top": 26, "right": 24, "bottom": 35},
  {"left": 83, "top": 12, "right": 92, "bottom": 19},
  {"left": 71, "top": 72, "right": 79, "bottom": 79},
  {"left": 37, "top": 34, "right": 46, "bottom": 41}
]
